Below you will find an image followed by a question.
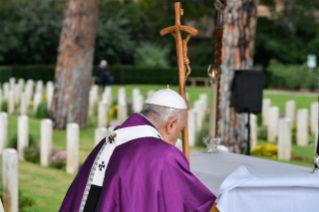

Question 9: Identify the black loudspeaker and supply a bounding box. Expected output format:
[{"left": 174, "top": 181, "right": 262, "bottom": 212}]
[
  {"left": 230, "top": 69, "right": 265, "bottom": 114},
  {"left": 230, "top": 69, "right": 265, "bottom": 155}
]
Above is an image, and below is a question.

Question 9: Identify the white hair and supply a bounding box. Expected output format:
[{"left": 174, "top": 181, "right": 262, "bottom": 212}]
[
  {"left": 140, "top": 103, "right": 186, "bottom": 127},
  {"left": 100, "top": 60, "right": 107, "bottom": 67}
]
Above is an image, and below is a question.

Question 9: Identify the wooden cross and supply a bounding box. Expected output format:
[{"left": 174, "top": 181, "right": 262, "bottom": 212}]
[{"left": 160, "top": 2, "right": 198, "bottom": 162}]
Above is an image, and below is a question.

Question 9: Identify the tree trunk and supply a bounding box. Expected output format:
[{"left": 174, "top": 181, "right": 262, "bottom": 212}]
[
  {"left": 218, "top": 0, "right": 259, "bottom": 153},
  {"left": 50, "top": 0, "right": 100, "bottom": 129}
]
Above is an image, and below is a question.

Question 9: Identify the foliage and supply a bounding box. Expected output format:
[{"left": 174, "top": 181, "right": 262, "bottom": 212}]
[
  {"left": 51, "top": 151, "right": 67, "bottom": 170},
  {"left": 251, "top": 144, "right": 278, "bottom": 159},
  {"left": 257, "top": 126, "right": 267, "bottom": 141},
  {"left": 0, "top": 187, "right": 37, "bottom": 211},
  {"left": 255, "top": 0, "right": 319, "bottom": 67},
  {"left": 0, "top": 0, "right": 64, "bottom": 65},
  {"left": 108, "top": 105, "right": 118, "bottom": 118},
  {"left": 1, "top": 101, "right": 7, "bottom": 111},
  {"left": 134, "top": 42, "right": 170, "bottom": 68},
  {"left": 188, "top": 44, "right": 216, "bottom": 66},
  {"left": 35, "top": 100, "right": 48, "bottom": 119},
  {"left": 96, "top": 1, "right": 135, "bottom": 65},
  {"left": 24, "top": 145, "right": 40, "bottom": 164},
  {"left": 267, "top": 60, "right": 319, "bottom": 91},
  {"left": 7, "top": 131, "right": 37, "bottom": 149}
]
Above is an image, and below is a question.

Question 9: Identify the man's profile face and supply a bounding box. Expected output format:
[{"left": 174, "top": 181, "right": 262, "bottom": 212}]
[{"left": 167, "top": 111, "right": 188, "bottom": 145}]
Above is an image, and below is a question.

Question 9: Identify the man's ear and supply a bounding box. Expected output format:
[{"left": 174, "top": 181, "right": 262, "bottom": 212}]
[{"left": 165, "top": 116, "right": 178, "bottom": 135}]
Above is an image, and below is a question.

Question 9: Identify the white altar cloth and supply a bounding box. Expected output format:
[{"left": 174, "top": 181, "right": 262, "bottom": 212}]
[{"left": 190, "top": 151, "right": 319, "bottom": 212}]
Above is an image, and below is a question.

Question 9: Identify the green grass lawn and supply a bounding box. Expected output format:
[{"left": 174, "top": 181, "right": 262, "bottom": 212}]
[
  {"left": 263, "top": 92, "right": 317, "bottom": 111},
  {"left": 1, "top": 86, "right": 318, "bottom": 211}
]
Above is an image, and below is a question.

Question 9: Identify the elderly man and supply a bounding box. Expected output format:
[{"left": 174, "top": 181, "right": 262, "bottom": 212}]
[{"left": 59, "top": 89, "right": 216, "bottom": 212}]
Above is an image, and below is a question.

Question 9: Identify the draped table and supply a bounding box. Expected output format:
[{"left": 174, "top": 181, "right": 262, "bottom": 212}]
[{"left": 189, "top": 151, "right": 319, "bottom": 212}]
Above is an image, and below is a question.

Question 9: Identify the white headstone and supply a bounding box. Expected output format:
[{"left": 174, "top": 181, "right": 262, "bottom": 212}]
[
  {"left": 8, "top": 90, "right": 15, "bottom": 115},
  {"left": 18, "top": 116, "right": 29, "bottom": 160},
  {"left": 0, "top": 113, "right": 8, "bottom": 154},
  {"left": 36, "top": 80, "right": 43, "bottom": 95},
  {"left": 3, "top": 149, "right": 18, "bottom": 212},
  {"left": 47, "top": 83, "right": 54, "bottom": 110},
  {"left": 14, "top": 84, "right": 20, "bottom": 105},
  {"left": 285, "top": 100, "right": 296, "bottom": 128},
  {"left": 33, "top": 93, "right": 42, "bottom": 112},
  {"left": 297, "top": 109, "right": 309, "bottom": 147},
  {"left": 40, "top": 119, "right": 53, "bottom": 167},
  {"left": 188, "top": 109, "right": 197, "bottom": 147},
  {"left": 18, "top": 78, "right": 24, "bottom": 93},
  {"left": 278, "top": 118, "right": 291, "bottom": 160},
  {"left": 118, "top": 87, "right": 126, "bottom": 106},
  {"left": 9, "top": 78, "right": 15, "bottom": 91},
  {"left": 262, "top": 99, "right": 271, "bottom": 127},
  {"left": 88, "top": 90, "right": 96, "bottom": 116},
  {"left": 92, "top": 85, "right": 99, "bottom": 101},
  {"left": 132, "top": 88, "right": 141, "bottom": 113},
  {"left": 3, "top": 83, "right": 9, "bottom": 101},
  {"left": 66, "top": 123, "right": 79, "bottom": 174},
  {"left": 25, "top": 80, "right": 34, "bottom": 106},
  {"left": 98, "top": 101, "right": 108, "bottom": 128},
  {"left": 311, "top": 102, "right": 318, "bottom": 135},
  {"left": 0, "top": 89, "right": 2, "bottom": 112},
  {"left": 194, "top": 100, "right": 204, "bottom": 132},
  {"left": 147, "top": 90, "right": 155, "bottom": 98},
  {"left": 102, "top": 86, "right": 112, "bottom": 104},
  {"left": 118, "top": 105, "right": 128, "bottom": 124},
  {"left": 118, "top": 88, "right": 127, "bottom": 123},
  {"left": 20, "top": 92, "right": 27, "bottom": 116},
  {"left": 199, "top": 94, "right": 208, "bottom": 111},
  {"left": 250, "top": 114, "right": 258, "bottom": 151},
  {"left": 267, "top": 106, "right": 279, "bottom": 142},
  {"left": 95, "top": 128, "right": 108, "bottom": 147}
]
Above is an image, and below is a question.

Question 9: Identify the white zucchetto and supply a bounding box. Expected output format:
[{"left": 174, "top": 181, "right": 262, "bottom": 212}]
[{"left": 144, "top": 89, "right": 187, "bottom": 110}]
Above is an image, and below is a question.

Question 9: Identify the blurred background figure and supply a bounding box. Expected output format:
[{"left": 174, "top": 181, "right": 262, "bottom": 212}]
[{"left": 96, "top": 60, "right": 113, "bottom": 87}]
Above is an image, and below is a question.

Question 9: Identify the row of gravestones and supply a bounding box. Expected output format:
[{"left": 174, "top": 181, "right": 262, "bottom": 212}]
[
  {"left": 261, "top": 99, "right": 319, "bottom": 160},
  {"left": 0, "top": 78, "right": 54, "bottom": 115},
  {"left": 89, "top": 86, "right": 209, "bottom": 147},
  {"left": 0, "top": 86, "right": 211, "bottom": 211}
]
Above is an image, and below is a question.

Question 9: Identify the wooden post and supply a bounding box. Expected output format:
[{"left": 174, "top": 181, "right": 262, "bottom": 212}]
[{"left": 160, "top": 2, "right": 198, "bottom": 162}]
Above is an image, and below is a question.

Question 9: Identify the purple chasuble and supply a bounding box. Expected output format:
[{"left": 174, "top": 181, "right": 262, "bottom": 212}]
[{"left": 59, "top": 114, "right": 216, "bottom": 212}]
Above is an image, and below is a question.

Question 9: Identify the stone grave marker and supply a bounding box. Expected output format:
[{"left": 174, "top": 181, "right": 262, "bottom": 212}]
[
  {"left": 66, "top": 123, "right": 79, "bottom": 174},
  {"left": 262, "top": 99, "right": 271, "bottom": 127},
  {"left": 278, "top": 118, "right": 291, "bottom": 160},
  {"left": 40, "top": 119, "right": 53, "bottom": 167},
  {"left": 297, "top": 109, "right": 309, "bottom": 147},
  {"left": 3, "top": 149, "right": 18, "bottom": 212},
  {"left": 18, "top": 115, "right": 29, "bottom": 160},
  {"left": 267, "top": 106, "right": 279, "bottom": 142},
  {"left": 0, "top": 112, "right": 8, "bottom": 154}
]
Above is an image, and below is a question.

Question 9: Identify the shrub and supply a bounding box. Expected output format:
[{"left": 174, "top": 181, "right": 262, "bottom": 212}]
[
  {"left": 35, "top": 100, "right": 48, "bottom": 119},
  {"left": 257, "top": 126, "right": 267, "bottom": 141},
  {"left": 7, "top": 132, "right": 37, "bottom": 149},
  {"left": 268, "top": 60, "right": 319, "bottom": 91},
  {"left": 0, "top": 188, "right": 37, "bottom": 211},
  {"left": 51, "top": 151, "right": 67, "bottom": 170},
  {"left": 1, "top": 101, "right": 7, "bottom": 111},
  {"left": 24, "top": 146, "right": 40, "bottom": 164},
  {"left": 251, "top": 145, "right": 278, "bottom": 159},
  {"left": 134, "top": 42, "right": 170, "bottom": 68}
]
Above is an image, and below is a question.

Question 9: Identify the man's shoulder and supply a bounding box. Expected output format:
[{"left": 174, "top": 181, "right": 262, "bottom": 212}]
[{"left": 116, "top": 137, "right": 186, "bottom": 161}]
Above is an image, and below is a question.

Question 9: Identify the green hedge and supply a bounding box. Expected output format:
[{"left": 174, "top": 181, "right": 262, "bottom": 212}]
[
  {"left": 2, "top": 63, "right": 316, "bottom": 90},
  {"left": 267, "top": 60, "right": 319, "bottom": 91},
  {"left": 0, "top": 65, "right": 210, "bottom": 85}
]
